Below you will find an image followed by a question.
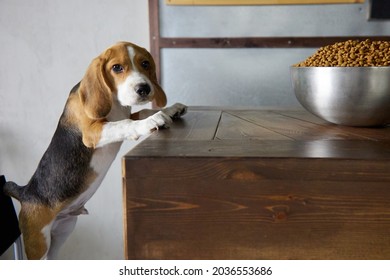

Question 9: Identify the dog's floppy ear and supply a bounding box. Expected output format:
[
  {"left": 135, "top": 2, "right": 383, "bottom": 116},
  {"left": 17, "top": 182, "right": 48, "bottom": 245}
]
[
  {"left": 79, "top": 56, "right": 113, "bottom": 119},
  {"left": 151, "top": 72, "right": 167, "bottom": 108}
]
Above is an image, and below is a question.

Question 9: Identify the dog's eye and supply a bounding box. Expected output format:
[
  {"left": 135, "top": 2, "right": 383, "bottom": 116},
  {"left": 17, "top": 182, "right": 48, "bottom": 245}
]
[
  {"left": 112, "top": 64, "right": 124, "bottom": 73},
  {"left": 141, "top": 60, "right": 150, "bottom": 70}
]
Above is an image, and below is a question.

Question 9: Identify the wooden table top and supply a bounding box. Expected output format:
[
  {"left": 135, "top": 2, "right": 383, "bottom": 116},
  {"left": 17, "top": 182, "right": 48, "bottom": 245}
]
[
  {"left": 122, "top": 108, "right": 390, "bottom": 260},
  {"left": 125, "top": 107, "right": 390, "bottom": 160}
]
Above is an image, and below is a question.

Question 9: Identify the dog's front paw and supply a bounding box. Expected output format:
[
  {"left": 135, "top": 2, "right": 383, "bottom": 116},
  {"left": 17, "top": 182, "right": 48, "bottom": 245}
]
[
  {"left": 147, "top": 111, "right": 173, "bottom": 130},
  {"left": 133, "top": 104, "right": 187, "bottom": 139},
  {"left": 162, "top": 103, "right": 188, "bottom": 119},
  {"left": 132, "top": 112, "right": 172, "bottom": 140}
]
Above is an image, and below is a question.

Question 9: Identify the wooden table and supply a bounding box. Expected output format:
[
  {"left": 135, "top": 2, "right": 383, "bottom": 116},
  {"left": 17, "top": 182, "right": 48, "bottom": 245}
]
[{"left": 122, "top": 108, "right": 390, "bottom": 260}]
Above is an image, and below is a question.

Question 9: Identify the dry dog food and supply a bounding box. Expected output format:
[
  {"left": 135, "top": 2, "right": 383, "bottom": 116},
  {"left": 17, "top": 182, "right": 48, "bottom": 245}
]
[{"left": 294, "top": 39, "right": 390, "bottom": 67}]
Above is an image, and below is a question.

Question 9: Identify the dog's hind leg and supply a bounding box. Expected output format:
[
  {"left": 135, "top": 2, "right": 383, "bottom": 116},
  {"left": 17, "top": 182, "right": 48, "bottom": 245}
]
[
  {"left": 46, "top": 214, "right": 78, "bottom": 260},
  {"left": 19, "top": 203, "right": 56, "bottom": 260}
]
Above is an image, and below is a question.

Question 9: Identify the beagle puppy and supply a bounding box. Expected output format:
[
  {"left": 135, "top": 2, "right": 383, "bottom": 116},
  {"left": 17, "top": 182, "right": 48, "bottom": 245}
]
[{"left": 4, "top": 41, "right": 187, "bottom": 259}]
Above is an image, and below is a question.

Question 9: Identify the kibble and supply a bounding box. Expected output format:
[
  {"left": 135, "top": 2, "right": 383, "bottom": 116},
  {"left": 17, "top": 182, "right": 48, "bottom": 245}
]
[{"left": 294, "top": 39, "right": 390, "bottom": 67}]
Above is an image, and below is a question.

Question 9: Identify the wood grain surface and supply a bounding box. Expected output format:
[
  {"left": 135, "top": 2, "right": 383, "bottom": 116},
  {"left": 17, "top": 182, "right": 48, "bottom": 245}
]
[{"left": 123, "top": 108, "right": 390, "bottom": 259}]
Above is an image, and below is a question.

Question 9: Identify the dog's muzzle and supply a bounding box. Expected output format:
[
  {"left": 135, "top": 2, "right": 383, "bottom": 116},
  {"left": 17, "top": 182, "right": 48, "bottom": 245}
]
[{"left": 135, "top": 83, "right": 151, "bottom": 98}]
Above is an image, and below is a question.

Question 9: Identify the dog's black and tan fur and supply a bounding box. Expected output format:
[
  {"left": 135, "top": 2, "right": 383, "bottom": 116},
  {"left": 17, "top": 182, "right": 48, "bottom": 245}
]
[{"left": 4, "top": 42, "right": 187, "bottom": 259}]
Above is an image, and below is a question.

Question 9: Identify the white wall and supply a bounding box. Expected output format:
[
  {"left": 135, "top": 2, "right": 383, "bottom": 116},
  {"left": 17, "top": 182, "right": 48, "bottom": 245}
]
[{"left": 0, "top": 0, "right": 150, "bottom": 259}]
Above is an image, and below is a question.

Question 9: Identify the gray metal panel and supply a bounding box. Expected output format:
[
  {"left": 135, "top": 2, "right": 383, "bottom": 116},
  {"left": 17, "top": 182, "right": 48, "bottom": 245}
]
[
  {"left": 162, "top": 48, "right": 317, "bottom": 108},
  {"left": 160, "top": 1, "right": 390, "bottom": 37},
  {"left": 159, "top": 0, "right": 390, "bottom": 108}
]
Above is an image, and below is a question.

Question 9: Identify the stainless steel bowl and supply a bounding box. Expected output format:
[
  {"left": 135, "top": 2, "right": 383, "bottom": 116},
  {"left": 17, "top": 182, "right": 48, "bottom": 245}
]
[{"left": 291, "top": 67, "right": 390, "bottom": 126}]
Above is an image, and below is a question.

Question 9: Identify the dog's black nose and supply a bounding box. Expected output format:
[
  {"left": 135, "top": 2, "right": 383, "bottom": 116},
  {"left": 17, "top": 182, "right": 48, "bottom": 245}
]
[{"left": 135, "top": 83, "right": 151, "bottom": 97}]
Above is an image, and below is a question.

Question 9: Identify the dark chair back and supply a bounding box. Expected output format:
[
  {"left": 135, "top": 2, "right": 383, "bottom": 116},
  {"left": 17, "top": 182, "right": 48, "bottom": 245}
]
[{"left": 0, "top": 175, "right": 21, "bottom": 256}]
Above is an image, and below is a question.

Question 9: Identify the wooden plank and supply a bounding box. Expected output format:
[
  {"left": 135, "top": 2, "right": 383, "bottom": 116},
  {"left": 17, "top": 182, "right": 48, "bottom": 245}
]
[
  {"left": 215, "top": 111, "right": 291, "bottom": 140},
  {"left": 124, "top": 139, "right": 390, "bottom": 159},
  {"left": 146, "top": 110, "right": 222, "bottom": 140},
  {"left": 279, "top": 110, "right": 390, "bottom": 141},
  {"left": 124, "top": 157, "right": 390, "bottom": 181},
  {"left": 149, "top": 0, "right": 162, "bottom": 87},
  {"left": 225, "top": 110, "right": 378, "bottom": 141},
  {"left": 159, "top": 36, "right": 390, "bottom": 49},
  {"left": 124, "top": 176, "right": 390, "bottom": 259},
  {"left": 165, "top": 0, "right": 365, "bottom": 5}
]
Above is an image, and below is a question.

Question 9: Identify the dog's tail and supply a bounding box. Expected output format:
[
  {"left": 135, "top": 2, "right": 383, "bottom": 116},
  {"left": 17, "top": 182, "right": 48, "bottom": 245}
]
[{"left": 3, "top": 181, "right": 24, "bottom": 201}]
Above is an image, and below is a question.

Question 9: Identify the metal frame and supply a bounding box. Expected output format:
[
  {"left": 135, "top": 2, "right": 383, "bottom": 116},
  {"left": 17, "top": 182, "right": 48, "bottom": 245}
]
[{"left": 149, "top": 0, "right": 390, "bottom": 81}]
